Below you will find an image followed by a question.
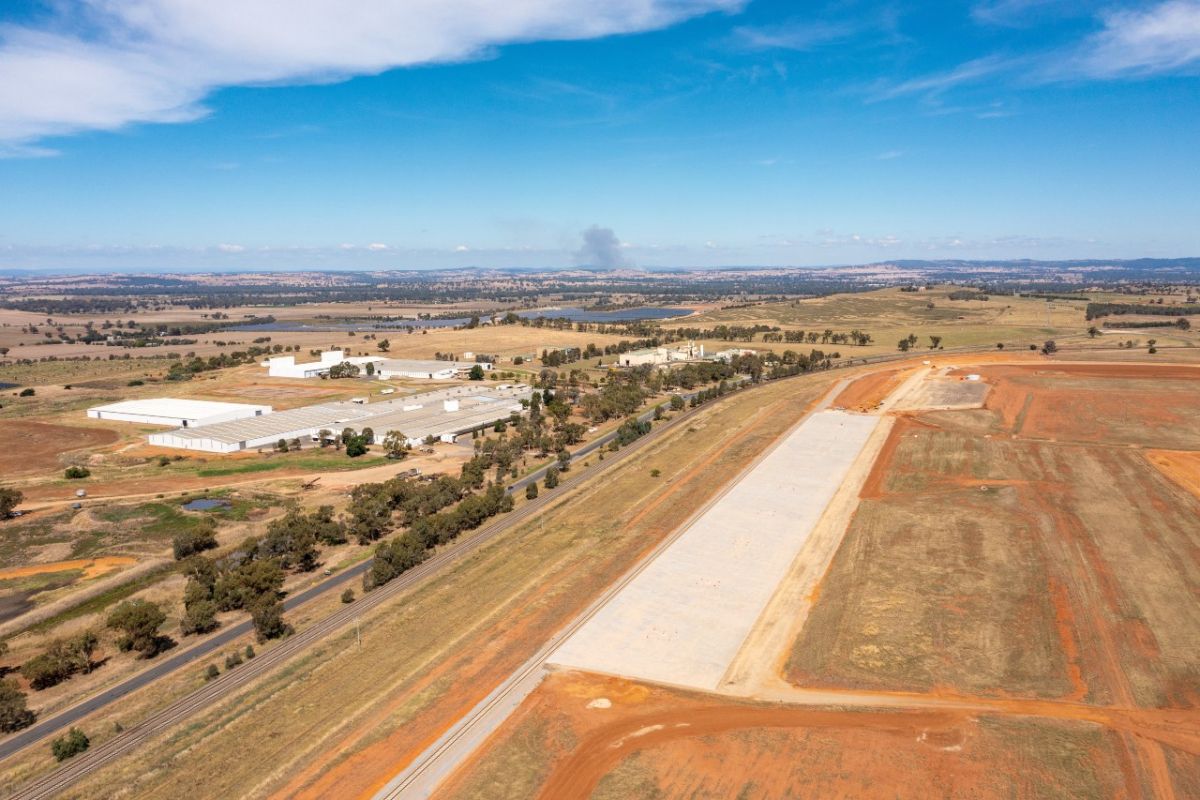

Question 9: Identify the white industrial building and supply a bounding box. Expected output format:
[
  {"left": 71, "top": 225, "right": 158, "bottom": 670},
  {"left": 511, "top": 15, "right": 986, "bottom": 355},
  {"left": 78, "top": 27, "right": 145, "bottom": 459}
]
[
  {"left": 265, "top": 350, "right": 385, "bottom": 379},
  {"left": 376, "top": 359, "right": 493, "bottom": 381},
  {"left": 87, "top": 399, "right": 271, "bottom": 428},
  {"left": 619, "top": 341, "right": 705, "bottom": 367},
  {"left": 146, "top": 385, "right": 532, "bottom": 453}
]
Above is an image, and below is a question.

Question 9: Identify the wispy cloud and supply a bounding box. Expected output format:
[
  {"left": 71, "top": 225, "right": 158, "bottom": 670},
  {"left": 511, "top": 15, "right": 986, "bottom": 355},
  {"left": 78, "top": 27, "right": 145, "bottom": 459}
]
[
  {"left": 875, "top": 1, "right": 1200, "bottom": 104},
  {"left": 0, "top": 0, "right": 746, "bottom": 154},
  {"left": 1061, "top": 0, "right": 1200, "bottom": 79},
  {"left": 875, "top": 149, "right": 904, "bottom": 160},
  {"left": 730, "top": 19, "right": 858, "bottom": 51}
]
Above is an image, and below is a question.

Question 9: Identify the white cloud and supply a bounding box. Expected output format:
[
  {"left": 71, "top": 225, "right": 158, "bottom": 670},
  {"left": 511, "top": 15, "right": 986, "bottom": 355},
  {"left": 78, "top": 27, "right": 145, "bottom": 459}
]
[
  {"left": 876, "top": 1, "right": 1200, "bottom": 104},
  {"left": 366, "top": 242, "right": 389, "bottom": 251},
  {"left": 1065, "top": 1, "right": 1200, "bottom": 79},
  {"left": 876, "top": 149, "right": 903, "bottom": 160},
  {"left": 216, "top": 243, "right": 245, "bottom": 252},
  {"left": 730, "top": 20, "right": 856, "bottom": 51},
  {"left": 454, "top": 244, "right": 470, "bottom": 252},
  {"left": 0, "top": 0, "right": 744, "bottom": 152}
]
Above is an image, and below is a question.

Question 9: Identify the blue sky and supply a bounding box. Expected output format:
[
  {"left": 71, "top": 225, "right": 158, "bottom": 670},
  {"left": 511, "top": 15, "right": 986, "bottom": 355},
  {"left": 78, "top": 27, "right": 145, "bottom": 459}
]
[{"left": 1, "top": 0, "right": 1198, "bottom": 271}]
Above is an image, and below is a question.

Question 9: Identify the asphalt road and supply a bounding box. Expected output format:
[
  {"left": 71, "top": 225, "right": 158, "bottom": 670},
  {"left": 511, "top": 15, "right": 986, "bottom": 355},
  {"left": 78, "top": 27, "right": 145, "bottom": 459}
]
[
  {"left": 1, "top": 378, "right": 733, "bottom": 800},
  {"left": 1, "top": 347, "right": 968, "bottom": 797}
]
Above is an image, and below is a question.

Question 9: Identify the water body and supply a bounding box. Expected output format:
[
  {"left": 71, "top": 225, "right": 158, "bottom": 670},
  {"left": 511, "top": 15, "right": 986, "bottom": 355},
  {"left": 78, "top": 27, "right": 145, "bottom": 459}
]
[
  {"left": 228, "top": 306, "right": 692, "bottom": 333},
  {"left": 182, "top": 498, "right": 232, "bottom": 511},
  {"left": 0, "top": 383, "right": 19, "bottom": 391}
]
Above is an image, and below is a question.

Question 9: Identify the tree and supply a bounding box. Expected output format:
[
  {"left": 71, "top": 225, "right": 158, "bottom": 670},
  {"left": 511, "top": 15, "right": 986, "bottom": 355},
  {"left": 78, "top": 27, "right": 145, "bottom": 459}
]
[
  {"left": 317, "top": 429, "right": 333, "bottom": 447},
  {"left": 382, "top": 430, "right": 408, "bottom": 459},
  {"left": 172, "top": 520, "right": 218, "bottom": 560},
  {"left": 345, "top": 435, "right": 369, "bottom": 457},
  {"left": 1042, "top": 340, "right": 1058, "bottom": 355},
  {"left": 276, "top": 438, "right": 289, "bottom": 452},
  {"left": 928, "top": 335, "right": 942, "bottom": 349},
  {"left": 249, "top": 597, "right": 291, "bottom": 642},
  {"left": 525, "top": 482, "right": 538, "bottom": 500},
  {"left": 0, "top": 678, "right": 35, "bottom": 733},
  {"left": 670, "top": 394, "right": 685, "bottom": 411},
  {"left": 64, "top": 466, "right": 90, "bottom": 479},
  {"left": 107, "top": 599, "right": 169, "bottom": 658},
  {"left": 468, "top": 364, "right": 485, "bottom": 381},
  {"left": 1087, "top": 326, "right": 1100, "bottom": 338},
  {"left": 341, "top": 588, "right": 355, "bottom": 604},
  {"left": 0, "top": 488, "right": 23, "bottom": 518},
  {"left": 556, "top": 449, "right": 571, "bottom": 472},
  {"left": 897, "top": 338, "right": 911, "bottom": 352},
  {"left": 51, "top": 727, "right": 89, "bottom": 761},
  {"left": 544, "top": 465, "right": 559, "bottom": 489},
  {"left": 204, "top": 663, "right": 220, "bottom": 681},
  {"left": 377, "top": 338, "right": 390, "bottom": 352},
  {"left": 1175, "top": 317, "right": 1191, "bottom": 330},
  {"left": 21, "top": 631, "right": 98, "bottom": 689}
]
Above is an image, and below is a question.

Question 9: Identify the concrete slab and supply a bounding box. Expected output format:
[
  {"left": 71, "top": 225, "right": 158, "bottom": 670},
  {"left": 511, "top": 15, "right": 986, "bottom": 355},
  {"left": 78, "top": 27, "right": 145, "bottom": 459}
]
[{"left": 548, "top": 409, "right": 880, "bottom": 691}]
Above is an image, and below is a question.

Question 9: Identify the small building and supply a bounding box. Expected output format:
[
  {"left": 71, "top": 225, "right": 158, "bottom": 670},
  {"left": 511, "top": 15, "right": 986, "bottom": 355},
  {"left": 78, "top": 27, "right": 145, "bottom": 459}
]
[
  {"left": 265, "top": 350, "right": 385, "bottom": 379},
  {"left": 619, "top": 341, "right": 705, "bottom": 367},
  {"left": 87, "top": 398, "right": 271, "bottom": 428},
  {"left": 376, "top": 359, "right": 493, "bottom": 381}
]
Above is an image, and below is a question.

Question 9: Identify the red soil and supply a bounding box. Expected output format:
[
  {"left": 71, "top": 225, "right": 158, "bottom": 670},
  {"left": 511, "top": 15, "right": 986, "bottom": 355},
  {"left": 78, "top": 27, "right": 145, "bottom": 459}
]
[
  {"left": 0, "top": 421, "right": 117, "bottom": 476},
  {"left": 834, "top": 368, "right": 907, "bottom": 411}
]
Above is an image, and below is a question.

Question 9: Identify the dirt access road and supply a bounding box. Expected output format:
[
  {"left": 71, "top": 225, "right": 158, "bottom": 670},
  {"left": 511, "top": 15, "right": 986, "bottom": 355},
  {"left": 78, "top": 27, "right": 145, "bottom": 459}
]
[{"left": 370, "top": 376, "right": 856, "bottom": 800}]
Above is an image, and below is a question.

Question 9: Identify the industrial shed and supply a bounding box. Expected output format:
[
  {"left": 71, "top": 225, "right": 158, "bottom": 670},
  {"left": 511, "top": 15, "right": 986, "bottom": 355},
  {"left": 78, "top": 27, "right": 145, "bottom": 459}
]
[
  {"left": 87, "top": 398, "right": 271, "bottom": 428},
  {"left": 146, "top": 385, "right": 532, "bottom": 453},
  {"left": 375, "top": 359, "right": 493, "bottom": 380}
]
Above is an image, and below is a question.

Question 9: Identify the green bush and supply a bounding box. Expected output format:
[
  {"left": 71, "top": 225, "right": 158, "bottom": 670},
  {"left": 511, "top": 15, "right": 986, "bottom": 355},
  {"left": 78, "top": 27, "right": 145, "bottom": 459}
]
[
  {"left": 64, "top": 466, "right": 91, "bottom": 479},
  {"left": 51, "top": 727, "right": 89, "bottom": 761}
]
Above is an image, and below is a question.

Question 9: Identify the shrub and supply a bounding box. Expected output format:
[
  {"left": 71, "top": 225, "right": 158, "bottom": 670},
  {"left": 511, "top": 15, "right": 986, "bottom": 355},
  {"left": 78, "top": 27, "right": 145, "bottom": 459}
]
[
  {"left": 525, "top": 482, "right": 538, "bottom": 500},
  {"left": 341, "top": 588, "right": 355, "bottom": 604},
  {"left": 51, "top": 727, "right": 89, "bottom": 761},
  {"left": 244, "top": 645, "right": 256, "bottom": 660},
  {"left": 18, "top": 388, "right": 34, "bottom": 397},
  {"left": 172, "top": 521, "right": 219, "bottom": 560},
  {"left": 224, "top": 651, "right": 243, "bottom": 669},
  {"left": 205, "top": 664, "right": 220, "bottom": 681},
  {"left": 64, "top": 466, "right": 91, "bottom": 479},
  {"left": 127, "top": 379, "right": 144, "bottom": 387}
]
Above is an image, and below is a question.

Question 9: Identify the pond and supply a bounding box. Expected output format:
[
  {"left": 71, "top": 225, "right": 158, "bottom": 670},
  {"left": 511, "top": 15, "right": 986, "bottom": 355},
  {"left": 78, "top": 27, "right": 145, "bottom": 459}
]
[{"left": 181, "top": 498, "right": 232, "bottom": 511}]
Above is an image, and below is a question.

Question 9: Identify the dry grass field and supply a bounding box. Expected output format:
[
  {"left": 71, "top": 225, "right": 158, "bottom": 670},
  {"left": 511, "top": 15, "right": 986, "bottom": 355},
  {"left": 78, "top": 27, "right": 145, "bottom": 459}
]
[
  {"left": 439, "top": 359, "right": 1200, "bottom": 800},
  {"left": 683, "top": 287, "right": 1200, "bottom": 358},
  {"left": 0, "top": 367, "right": 846, "bottom": 799},
  {"left": 790, "top": 365, "right": 1200, "bottom": 704}
]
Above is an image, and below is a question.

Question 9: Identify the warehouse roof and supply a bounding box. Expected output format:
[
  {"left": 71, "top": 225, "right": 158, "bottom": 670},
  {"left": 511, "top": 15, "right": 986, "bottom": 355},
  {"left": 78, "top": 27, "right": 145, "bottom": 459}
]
[
  {"left": 88, "top": 398, "right": 270, "bottom": 418},
  {"left": 156, "top": 385, "right": 533, "bottom": 446}
]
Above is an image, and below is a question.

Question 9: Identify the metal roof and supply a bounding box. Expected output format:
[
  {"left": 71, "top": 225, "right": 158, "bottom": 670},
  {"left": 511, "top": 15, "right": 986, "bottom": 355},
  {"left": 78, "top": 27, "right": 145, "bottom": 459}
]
[{"left": 88, "top": 398, "right": 270, "bottom": 418}]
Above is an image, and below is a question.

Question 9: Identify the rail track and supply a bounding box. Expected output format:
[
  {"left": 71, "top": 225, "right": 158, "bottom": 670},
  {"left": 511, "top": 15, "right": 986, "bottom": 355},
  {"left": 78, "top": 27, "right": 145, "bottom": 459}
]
[{"left": 2, "top": 346, "right": 980, "bottom": 798}]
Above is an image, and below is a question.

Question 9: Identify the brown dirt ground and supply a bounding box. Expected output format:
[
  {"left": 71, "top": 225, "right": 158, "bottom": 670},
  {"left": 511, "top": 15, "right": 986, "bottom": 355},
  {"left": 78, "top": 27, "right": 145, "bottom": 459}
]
[
  {"left": 0, "top": 420, "right": 118, "bottom": 475},
  {"left": 268, "top": 382, "right": 834, "bottom": 800},
  {"left": 440, "top": 671, "right": 1200, "bottom": 800},
  {"left": 833, "top": 368, "right": 908, "bottom": 411},
  {"left": 0, "top": 555, "right": 135, "bottom": 581},
  {"left": 1146, "top": 450, "right": 1200, "bottom": 500}
]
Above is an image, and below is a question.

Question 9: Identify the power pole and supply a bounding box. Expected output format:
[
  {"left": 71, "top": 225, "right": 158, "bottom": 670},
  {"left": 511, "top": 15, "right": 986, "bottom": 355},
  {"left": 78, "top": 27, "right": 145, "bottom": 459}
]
[{"left": 356, "top": 617, "right": 361, "bottom": 650}]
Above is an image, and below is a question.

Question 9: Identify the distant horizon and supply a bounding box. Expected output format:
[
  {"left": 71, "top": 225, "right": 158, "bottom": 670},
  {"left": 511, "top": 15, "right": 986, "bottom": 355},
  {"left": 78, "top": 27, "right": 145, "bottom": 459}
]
[
  {"left": 2, "top": 1, "right": 1199, "bottom": 270},
  {"left": 4, "top": 256, "right": 1200, "bottom": 279}
]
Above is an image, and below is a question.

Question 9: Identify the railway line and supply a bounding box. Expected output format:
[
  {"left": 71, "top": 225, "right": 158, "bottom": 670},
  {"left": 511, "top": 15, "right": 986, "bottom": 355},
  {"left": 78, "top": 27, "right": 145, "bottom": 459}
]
[{"left": 2, "top": 347, "right": 966, "bottom": 799}]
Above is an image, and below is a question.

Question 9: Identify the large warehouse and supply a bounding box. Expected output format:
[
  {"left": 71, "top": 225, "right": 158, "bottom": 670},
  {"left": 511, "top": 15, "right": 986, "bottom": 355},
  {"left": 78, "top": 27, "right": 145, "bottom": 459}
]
[
  {"left": 87, "top": 398, "right": 272, "bottom": 428},
  {"left": 146, "top": 385, "right": 531, "bottom": 453}
]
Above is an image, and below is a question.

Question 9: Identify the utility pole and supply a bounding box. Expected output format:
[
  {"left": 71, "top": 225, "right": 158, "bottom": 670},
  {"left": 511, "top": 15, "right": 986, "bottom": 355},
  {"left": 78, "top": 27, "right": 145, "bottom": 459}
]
[{"left": 356, "top": 617, "right": 361, "bottom": 650}]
